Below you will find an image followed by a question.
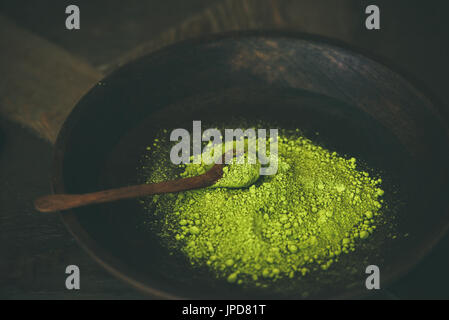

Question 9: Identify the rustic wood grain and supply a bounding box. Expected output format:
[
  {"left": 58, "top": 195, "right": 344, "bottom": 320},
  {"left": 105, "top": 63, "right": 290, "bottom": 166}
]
[
  {"left": 0, "top": 15, "right": 103, "bottom": 143},
  {"left": 1, "top": 0, "right": 448, "bottom": 299},
  {"left": 105, "top": 0, "right": 359, "bottom": 73}
]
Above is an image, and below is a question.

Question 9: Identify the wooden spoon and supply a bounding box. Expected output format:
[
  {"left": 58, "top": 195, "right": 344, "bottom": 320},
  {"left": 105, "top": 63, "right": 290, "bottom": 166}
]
[
  {"left": 34, "top": 150, "right": 259, "bottom": 213},
  {"left": 34, "top": 162, "right": 225, "bottom": 213}
]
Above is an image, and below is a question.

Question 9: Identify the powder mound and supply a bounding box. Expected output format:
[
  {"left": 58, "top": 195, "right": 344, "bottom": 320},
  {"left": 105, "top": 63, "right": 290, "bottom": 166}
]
[{"left": 142, "top": 130, "right": 384, "bottom": 287}]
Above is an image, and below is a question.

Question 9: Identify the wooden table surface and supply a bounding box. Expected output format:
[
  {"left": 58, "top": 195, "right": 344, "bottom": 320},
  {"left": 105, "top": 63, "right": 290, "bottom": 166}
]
[{"left": 0, "top": 0, "right": 448, "bottom": 299}]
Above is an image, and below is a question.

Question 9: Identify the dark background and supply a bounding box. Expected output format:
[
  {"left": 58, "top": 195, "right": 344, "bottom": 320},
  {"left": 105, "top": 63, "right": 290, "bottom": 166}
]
[{"left": 0, "top": 0, "right": 448, "bottom": 299}]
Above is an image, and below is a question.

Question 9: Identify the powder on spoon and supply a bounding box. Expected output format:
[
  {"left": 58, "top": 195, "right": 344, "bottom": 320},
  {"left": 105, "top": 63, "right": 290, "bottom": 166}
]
[
  {"left": 141, "top": 129, "right": 384, "bottom": 287},
  {"left": 212, "top": 158, "right": 260, "bottom": 188},
  {"left": 180, "top": 146, "right": 261, "bottom": 189}
]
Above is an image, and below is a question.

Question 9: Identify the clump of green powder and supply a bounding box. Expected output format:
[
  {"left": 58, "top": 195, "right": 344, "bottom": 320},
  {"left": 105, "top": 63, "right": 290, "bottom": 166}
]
[{"left": 141, "top": 130, "right": 384, "bottom": 287}]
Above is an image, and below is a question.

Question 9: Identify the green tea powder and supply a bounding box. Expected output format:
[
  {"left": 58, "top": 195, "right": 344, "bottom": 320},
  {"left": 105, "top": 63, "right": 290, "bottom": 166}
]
[{"left": 141, "top": 130, "right": 384, "bottom": 287}]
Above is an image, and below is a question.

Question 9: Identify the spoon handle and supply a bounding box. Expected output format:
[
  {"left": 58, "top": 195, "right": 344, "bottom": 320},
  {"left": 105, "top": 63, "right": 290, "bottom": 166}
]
[{"left": 34, "top": 163, "right": 224, "bottom": 213}]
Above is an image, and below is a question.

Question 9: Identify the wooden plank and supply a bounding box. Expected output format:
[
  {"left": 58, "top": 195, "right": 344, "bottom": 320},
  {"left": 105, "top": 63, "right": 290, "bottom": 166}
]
[
  {"left": 106, "top": 0, "right": 358, "bottom": 72},
  {"left": 0, "top": 15, "right": 103, "bottom": 143}
]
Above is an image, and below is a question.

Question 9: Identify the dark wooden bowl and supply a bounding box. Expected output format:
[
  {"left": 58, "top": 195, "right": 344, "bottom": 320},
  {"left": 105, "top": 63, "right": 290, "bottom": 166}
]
[{"left": 53, "top": 31, "right": 449, "bottom": 299}]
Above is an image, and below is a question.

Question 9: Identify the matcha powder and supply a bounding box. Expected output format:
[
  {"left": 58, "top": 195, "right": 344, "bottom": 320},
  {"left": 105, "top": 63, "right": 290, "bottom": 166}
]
[{"left": 141, "top": 130, "right": 384, "bottom": 287}]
